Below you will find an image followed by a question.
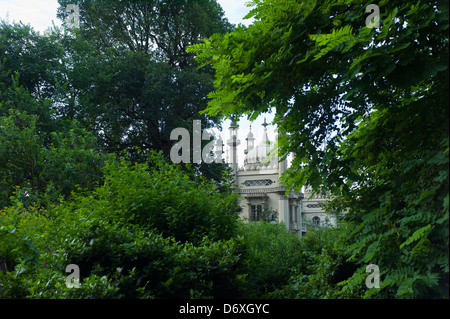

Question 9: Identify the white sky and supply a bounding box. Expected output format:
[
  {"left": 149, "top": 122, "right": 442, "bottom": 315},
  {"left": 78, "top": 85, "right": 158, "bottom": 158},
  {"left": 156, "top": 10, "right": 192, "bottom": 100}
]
[
  {"left": 0, "top": 0, "right": 61, "bottom": 31},
  {"left": 0, "top": 0, "right": 276, "bottom": 166}
]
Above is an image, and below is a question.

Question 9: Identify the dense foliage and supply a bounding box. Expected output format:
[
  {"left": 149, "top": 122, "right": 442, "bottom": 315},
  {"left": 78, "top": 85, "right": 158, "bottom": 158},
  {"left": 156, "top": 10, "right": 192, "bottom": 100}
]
[
  {"left": 0, "top": 152, "right": 243, "bottom": 298},
  {"left": 1, "top": 152, "right": 318, "bottom": 299},
  {"left": 1, "top": 0, "right": 448, "bottom": 299},
  {"left": 189, "top": 0, "right": 449, "bottom": 298},
  {"left": 0, "top": 73, "right": 106, "bottom": 209},
  {"left": 54, "top": 0, "right": 233, "bottom": 159}
]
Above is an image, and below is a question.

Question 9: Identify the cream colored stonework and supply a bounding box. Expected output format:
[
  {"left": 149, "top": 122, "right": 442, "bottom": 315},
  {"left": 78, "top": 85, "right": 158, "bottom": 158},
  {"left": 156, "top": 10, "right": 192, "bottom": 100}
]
[{"left": 219, "top": 119, "right": 337, "bottom": 237}]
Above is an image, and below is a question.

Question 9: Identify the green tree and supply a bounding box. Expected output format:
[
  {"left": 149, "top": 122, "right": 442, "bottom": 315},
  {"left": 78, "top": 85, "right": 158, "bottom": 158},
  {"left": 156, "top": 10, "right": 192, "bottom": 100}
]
[
  {"left": 0, "top": 110, "right": 40, "bottom": 208},
  {"left": 189, "top": 0, "right": 449, "bottom": 298},
  {"left": 54, "top": 0, "right": 233, "bottom": 159},
  {"left": 56, "top": 0, "right": 233, "bottom": 65},
  {"left": 0, "top": 109, "right": 106, "bottom": 208},
  {"left": 0, "top": 21, "right": 65, "bottom": 101},
  {"left": 0, "top": 74, "right": 105, "bottom": 208},
  {"left": 0, "top": 22, "right": 65, "bottom": 140}
]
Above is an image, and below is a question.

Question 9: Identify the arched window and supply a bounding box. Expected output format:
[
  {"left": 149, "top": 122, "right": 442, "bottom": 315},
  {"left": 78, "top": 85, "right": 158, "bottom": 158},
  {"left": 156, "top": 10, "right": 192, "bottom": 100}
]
[{"left": 312, "top": 216, "right": 321, "bottom": 226}]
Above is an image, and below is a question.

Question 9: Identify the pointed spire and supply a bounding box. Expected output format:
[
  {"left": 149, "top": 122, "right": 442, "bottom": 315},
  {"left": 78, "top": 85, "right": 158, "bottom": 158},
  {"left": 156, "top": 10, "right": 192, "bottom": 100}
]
[
  {"left": 261, "top": 117, "right": 269, "bottom": 144},
  {"left": 227, "top": 119, "right": 239, "bottom": 145},
  {"left": 247, "top": 124, "right": 254, "bottom": 138},
  {"left": 262, "top": 117, "right": 268, "bottom": 129}
]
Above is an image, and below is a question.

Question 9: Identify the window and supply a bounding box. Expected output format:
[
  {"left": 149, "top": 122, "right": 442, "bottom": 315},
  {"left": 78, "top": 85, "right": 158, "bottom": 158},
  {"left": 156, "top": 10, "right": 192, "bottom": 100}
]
[
  {"left": 250, "top": 205, "right": 263, "bottom": 221},
  {"left": 306, "top": 203, "right": 323, "bottom": 209},
  {"left": 312, "top": 216, "right": 321, "bottom": 226},
  {"left": 244, "top": 179, "right": 273, "bottom": 187}
]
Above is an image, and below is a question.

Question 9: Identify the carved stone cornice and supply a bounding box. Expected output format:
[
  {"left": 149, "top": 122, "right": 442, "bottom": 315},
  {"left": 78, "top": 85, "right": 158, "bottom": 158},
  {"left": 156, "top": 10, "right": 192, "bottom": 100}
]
[
  {"left": 237, "top": 187, "right": 304, "bottom": 199},
  {"left": 237, "top": 186, "right": 286, "bottom": 194}
]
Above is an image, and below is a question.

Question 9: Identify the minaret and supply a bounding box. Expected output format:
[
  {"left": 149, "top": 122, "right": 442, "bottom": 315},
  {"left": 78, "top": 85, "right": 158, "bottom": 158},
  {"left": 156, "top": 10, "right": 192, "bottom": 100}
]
[
  {"left": 261, "top": 118, "right": 269, "bottom": 145},
  {"left": 227, "top": 120, "right": 240, "bottom": 185},
  {"left": 260, "top": 118, "right": 272, "bottom": 165},
  {"left": 244, "top": 125, "right": 255, "bottom": 156},
  {"left": 273, "top": 119, "right": 290, "bottom": 233}
]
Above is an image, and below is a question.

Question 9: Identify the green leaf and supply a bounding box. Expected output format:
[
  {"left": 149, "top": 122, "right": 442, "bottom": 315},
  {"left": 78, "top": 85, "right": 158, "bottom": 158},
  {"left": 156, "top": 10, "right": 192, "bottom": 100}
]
[{"left": 400, "top": 225, "right": 432, "bottom": 249}]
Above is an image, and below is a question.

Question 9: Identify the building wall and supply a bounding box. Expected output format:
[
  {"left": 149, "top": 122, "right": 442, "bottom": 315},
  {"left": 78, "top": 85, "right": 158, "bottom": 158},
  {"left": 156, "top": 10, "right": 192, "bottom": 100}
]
[
  {"left": 233, "top": 166, "right": 337, "bottom": 238},
  {"left": 235, "top": 168, "right": 280, "bottom": 221},
  {"left": 235, "top": 168, "right": 305, "bottom": 236},
  {"left": 223, "top": 122, "right": 336, "bottom": 238}
]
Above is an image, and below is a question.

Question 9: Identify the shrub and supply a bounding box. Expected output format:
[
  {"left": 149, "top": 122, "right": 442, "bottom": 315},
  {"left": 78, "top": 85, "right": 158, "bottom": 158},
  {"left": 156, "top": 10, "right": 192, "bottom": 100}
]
[
  {"left": 270, "top": 224, "right": 361, "bottom": 299},
  {"left": 237, "top": 221, "right": 303, "bottom": 297},
  {"left": 0, "top": 152, "right": 244, "bottom": 298}
]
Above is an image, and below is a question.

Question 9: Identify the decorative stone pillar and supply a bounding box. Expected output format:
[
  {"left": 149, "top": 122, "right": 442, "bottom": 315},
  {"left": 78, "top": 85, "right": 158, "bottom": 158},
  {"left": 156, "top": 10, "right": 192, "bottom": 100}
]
[
  {"left": 227, "top": 121, "right": 240, "bottom": 186},
  {"left": 246, "top": 200, "right": 252, "bottom": 222},
  {"left": 293, "top": 202, "right": 299, "bottom": 231},
  {"left": 278, "top": 196, "right": 289, "bottom": 231}
]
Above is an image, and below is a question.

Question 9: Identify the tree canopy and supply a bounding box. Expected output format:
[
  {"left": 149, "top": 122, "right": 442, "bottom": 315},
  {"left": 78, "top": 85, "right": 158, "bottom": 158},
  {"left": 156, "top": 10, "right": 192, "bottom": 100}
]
[
  {"left": 51, "top": 1, "right": 234, "bottom": 181},
  {"left": 189, "top": 0, "right": 449, "bottom": 298}
]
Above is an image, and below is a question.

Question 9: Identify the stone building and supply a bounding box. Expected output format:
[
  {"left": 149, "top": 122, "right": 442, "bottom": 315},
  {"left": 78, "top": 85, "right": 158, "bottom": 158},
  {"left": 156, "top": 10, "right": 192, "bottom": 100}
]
[{"left": 216, "top": 119, "right": 337, "bottom": 237}]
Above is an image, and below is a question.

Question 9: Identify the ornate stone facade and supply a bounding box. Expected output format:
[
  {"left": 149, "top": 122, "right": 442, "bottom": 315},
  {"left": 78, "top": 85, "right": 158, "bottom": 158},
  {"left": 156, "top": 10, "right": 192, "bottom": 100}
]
[{"left": 217, "top": 119, "right": 336, "bottom": 237}]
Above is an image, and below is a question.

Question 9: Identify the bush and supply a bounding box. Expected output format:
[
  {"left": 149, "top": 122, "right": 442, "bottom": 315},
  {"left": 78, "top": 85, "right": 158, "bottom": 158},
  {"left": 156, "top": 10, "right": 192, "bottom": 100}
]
[
  {"left": 0, "top": 108, "right": 106, "bottom": 209},
  {"left": 83, "top": 152, "right": 240, "bottom": 243},
  {"left": 237, "top": 221, "right": 303, "bottom": 297},
  {"left": 0, "top": 152, "right": 245, "bottom": 298},
  {"left": 270, "top": 224, "right": 362, "bottom": 299}
]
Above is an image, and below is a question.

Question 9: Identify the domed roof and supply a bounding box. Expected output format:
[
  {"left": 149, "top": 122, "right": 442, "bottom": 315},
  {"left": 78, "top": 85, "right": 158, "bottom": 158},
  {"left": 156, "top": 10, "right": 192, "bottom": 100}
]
[
  {"left": 245, "top": 142, "right": 275, "bottom": 165},
  {"left": 243, "top": 118, "right": 278, "bottom": 169},
  {"left": 246, "top": 126, "right": 254, "bottom": 139}
]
